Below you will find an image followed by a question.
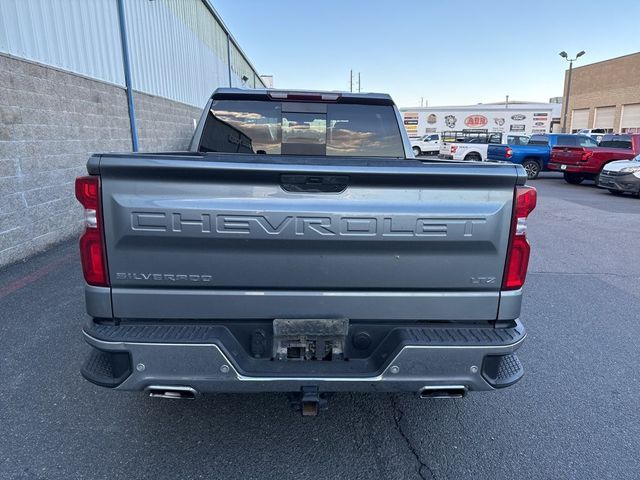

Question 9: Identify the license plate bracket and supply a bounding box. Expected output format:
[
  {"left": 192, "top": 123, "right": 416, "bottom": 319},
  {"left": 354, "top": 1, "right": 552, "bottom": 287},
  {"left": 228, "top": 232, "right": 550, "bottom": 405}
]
[{"left": 273, "top": 318, "right": 349, "bottom": 362}]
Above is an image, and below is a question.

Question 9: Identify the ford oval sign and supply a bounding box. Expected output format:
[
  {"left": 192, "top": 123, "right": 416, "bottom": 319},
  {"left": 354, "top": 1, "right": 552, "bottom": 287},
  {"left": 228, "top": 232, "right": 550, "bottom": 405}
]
[
  {"left": 464, "top": 115, "right": 488, "bottom": 128},
  {"left": 511, "top": 114, "right": 526, "bottom": 121}
]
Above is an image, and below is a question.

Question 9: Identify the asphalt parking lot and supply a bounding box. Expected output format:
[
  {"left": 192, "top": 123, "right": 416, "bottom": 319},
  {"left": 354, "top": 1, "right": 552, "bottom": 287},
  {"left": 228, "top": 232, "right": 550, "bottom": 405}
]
[{"left": 1, "top": 172, "right": 638, "bottom": 480}]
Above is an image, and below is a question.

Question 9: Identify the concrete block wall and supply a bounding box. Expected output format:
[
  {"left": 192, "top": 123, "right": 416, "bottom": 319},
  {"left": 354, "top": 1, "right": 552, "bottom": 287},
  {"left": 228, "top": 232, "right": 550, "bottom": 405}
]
[
  {"left": 0, "top": 54, "right": 201, "bottom": 268},
  {"left": 134, "top": 92, "right": 201, "bottom": 152}
]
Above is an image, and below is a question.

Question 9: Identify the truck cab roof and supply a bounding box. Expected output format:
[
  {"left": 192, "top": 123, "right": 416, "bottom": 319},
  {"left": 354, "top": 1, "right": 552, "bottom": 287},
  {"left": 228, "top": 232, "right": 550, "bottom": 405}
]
[{"left": 210, "top": 88, "right": 396, "bottom": 106}]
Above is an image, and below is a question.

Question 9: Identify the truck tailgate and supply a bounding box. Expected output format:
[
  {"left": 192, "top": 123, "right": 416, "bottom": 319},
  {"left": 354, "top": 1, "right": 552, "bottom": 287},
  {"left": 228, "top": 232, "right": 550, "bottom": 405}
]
[
  {"left": 551, "top": 145, "right": 586, "bottom": 165},
  {"left": 95, "top": 154, "right": 519, "bottom": 321},
  {"left": 487, "top": 144, "right": 508, "bottom": 160}
]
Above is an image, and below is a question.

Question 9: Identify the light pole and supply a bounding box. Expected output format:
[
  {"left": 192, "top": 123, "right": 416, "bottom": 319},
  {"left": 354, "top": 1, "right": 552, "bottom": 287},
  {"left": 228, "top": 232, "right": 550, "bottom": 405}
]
[{"left": 559, "top": 50, "right": 585, "bottom": 133}]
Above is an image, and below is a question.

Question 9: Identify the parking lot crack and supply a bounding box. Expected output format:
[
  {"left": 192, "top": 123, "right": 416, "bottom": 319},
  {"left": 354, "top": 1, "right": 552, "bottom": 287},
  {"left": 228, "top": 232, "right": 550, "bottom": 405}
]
[
  {"left": 390, "top": 395, "right": 437, "bottom": 480},
  {"left": 453, "top": 401, "right": 464, "bottom": 430}
]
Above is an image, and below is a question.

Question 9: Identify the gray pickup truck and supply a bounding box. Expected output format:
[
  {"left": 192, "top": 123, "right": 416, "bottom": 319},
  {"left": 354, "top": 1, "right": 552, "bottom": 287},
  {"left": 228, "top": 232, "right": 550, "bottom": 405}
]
[{"left": 76, "top": 88, "right": 536, "bottom": 415}]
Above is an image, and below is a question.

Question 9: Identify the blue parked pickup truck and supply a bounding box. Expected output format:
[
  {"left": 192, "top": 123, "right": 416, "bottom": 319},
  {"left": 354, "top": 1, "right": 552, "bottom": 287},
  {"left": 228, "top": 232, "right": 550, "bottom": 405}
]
[{"left": 487, "top": 134, "right": 593, "bottom": 179}]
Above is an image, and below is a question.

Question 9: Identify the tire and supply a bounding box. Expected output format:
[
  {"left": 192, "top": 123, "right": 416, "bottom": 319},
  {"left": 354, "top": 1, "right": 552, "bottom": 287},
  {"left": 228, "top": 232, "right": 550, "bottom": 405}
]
[
  {"left": 465, "top": 153, "right": 482, "bottom": 162},
  {"left": 522, "top": 159, "right": 541, "bottom": 180},
  {"left": 563, "top": 172, "right": 585, "bottom": 185},
  {"left": 608, "top": 189, "right": 624, "bottom": 196},
  {"left": 412, "top": 146, "right": 421, "bottom": 157}
]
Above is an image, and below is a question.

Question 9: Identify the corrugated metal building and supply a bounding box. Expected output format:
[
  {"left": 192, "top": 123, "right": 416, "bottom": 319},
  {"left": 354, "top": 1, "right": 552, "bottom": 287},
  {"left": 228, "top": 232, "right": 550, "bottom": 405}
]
[
  {"left": 0, "top": 0, "right": 267, "bottom": 267},
  {"left": 0, "top": 0, "right": 265, "bottom": 105}
]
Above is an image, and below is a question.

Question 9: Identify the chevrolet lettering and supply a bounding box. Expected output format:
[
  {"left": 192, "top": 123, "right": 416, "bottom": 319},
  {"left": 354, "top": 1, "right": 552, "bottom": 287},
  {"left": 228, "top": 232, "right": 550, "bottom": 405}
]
[{"left": 131, "top": 212, "right": 487, "bottom": 239}]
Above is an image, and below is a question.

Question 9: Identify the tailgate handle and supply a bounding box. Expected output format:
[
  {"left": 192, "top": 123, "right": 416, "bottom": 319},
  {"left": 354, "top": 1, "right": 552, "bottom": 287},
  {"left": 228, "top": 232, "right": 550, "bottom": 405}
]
[{"left": 280, "top": 175, "right": 349, "bottom": 193}]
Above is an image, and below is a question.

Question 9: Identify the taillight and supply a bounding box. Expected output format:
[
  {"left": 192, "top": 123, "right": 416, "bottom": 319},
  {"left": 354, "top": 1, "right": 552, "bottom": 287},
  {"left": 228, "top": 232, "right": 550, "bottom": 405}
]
[
  {"left": 503, "top": 186, "right": 537, "bottom": 290},
  {"left": 267, "top": 91, "right": 341, "bottom": 102},
  {"left": 75, "top": 176, "right": 109, "bottom": 286},
  {"left": 505, "top": 148, "right": 513, "bottom": 159},
  {"left": 580, "top": 150, "right": 593, "bottom": 162}
]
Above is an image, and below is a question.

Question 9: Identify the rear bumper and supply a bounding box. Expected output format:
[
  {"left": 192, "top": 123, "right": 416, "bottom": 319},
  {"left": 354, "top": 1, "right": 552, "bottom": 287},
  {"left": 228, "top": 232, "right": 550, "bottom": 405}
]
[
  {"left": 81, "top": 320, "right": 526, "bottom": 394},
  {"left": 548, "top": 162, "right": 597, "bottom": 174},
  {"left": 597, "top": 172, "right": 640, "bottom": 193}
]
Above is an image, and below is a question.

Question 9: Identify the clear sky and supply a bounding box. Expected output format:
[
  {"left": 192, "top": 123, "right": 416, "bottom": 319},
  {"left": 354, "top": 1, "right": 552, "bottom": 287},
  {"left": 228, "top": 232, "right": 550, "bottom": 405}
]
[{"left": 214, "top": 0, "right": 640, "bottom": 108}]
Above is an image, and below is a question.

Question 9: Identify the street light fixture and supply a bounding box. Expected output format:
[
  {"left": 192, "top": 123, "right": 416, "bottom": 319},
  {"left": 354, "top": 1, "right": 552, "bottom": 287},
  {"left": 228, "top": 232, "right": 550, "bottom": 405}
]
[{"left": 560, "top": 50, "right": 586, "bottom": 133}]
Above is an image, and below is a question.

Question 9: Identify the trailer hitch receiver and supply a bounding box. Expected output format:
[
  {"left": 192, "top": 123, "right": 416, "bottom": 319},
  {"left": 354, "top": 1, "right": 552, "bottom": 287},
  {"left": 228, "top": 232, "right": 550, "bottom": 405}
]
[{"left": 287, "top": 386, "right": 332, "bottom": 416}]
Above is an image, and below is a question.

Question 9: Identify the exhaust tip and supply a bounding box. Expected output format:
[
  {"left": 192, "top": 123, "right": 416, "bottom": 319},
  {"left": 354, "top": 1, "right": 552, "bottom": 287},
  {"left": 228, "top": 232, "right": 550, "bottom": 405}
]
[
  {"left": 146, "top": 385, "right": 197, "bottom": 400},
  {"left": 418, "top": 385, "right": 467, "bottom": 399}
]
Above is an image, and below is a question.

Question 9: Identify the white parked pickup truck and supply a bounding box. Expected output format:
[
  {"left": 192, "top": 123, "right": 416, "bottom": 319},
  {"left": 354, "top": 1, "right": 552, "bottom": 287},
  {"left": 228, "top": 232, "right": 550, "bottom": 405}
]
[
  {"left": 440, "top": 131, "right": 528, "bottom": 161},
  {"left": 411, "top": 133, "right": 440, "bottom": 156}
]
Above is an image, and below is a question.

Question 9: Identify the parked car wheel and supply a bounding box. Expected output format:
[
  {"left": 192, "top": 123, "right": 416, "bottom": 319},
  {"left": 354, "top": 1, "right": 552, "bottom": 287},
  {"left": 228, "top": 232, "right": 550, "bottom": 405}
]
[
  {"left": 465, "top": 153, "right": 481, "bottom": 161},
  {"left": 412, "top": 146, "right": 421, "bottom": 157},
  {"left": 563, "top": 172, "right": 585, "bottom": 185},
  {"left": 522, "top": 159, "right": 540, "bottom": 180}
]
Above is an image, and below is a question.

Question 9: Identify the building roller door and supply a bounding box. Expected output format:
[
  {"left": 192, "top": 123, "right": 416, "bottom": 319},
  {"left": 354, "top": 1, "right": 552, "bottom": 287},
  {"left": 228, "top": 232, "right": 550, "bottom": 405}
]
[
  {"left": 594, "top": 106, "right": 615, "bottom": 130},
  {"left": 621, "top": 103, "right": 640, "bottom": 133},
  {"left": 571, "top": 109, "right": 589, "bottom": 132}
]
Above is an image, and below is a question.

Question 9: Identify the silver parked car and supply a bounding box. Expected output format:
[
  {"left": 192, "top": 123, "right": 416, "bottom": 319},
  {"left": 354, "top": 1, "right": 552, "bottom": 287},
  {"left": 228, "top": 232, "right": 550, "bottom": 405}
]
[{"left": 598, "top": 154, "right": 640, "bottom": 196}]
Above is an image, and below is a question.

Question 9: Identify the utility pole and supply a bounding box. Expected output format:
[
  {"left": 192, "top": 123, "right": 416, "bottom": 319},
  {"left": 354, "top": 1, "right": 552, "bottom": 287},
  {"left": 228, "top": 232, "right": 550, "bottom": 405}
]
[
  {"left": 358, "top": 72, "right": 361, "bottom": 93},
  {"left": 559, "top": 50, "right": 586, "bottom": 133},
  {"left": 421, "top": 97, "right": 424, "bottom": 107},
  {"left": 505, "top": 95, "right": 509, "bottom": 109},
  {"left": 350, "top": 69, "right": 353, "bottom": 93},
  {"left": 116, "top": 0, "right": 139, "bottom": 151},
  {"left": 563, "top": 62, "right": 574, "bottom": 132}
]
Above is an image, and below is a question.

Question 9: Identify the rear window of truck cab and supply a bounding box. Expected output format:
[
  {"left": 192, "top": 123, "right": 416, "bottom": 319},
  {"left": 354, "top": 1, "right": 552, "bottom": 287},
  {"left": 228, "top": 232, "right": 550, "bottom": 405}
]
[
  {"left": 555, "top": 135, "right": 577, "bottom": 146},
  {"left": 599, "top": 135, "right": 632, "bottom": 149},
  {"left": 528, "top": 135, "right": 548, "bottom": 145},
  {"left": 198, "top": 100, "right": 405, "bottom": 158}
]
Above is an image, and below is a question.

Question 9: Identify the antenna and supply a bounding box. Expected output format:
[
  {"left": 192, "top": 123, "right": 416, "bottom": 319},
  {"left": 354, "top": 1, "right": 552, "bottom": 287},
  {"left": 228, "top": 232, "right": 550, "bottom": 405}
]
[{"left": 349, "top": 70, "right": 362, "bottom": 93}]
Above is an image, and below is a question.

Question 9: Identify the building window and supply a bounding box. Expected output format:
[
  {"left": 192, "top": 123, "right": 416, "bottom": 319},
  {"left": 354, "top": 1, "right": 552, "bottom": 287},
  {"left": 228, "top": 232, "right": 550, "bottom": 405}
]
[
  {"left": 570, "top": 108, "right": 589, "bottom": 132},
  {"left": 621, "top": 103, "right": 640, "bottom": 133},
  {"left": 593, "top": 106, "right": 615, "bottom": 131}
]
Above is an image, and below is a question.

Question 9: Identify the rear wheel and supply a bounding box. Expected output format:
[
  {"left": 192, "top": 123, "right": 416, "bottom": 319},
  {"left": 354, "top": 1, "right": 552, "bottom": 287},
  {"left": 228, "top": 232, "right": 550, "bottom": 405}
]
[
  {"left": 412, "top": 146, "right": 421, "bottom": 157},
  {"left": 563, "top": 172, "right": 585, "bottom": 185},
  {"left": 522, "top": 159, "right": 540, "bottom": 180},
  {"left": 465, "top": 153, "right": 482, "bottom": 162}
]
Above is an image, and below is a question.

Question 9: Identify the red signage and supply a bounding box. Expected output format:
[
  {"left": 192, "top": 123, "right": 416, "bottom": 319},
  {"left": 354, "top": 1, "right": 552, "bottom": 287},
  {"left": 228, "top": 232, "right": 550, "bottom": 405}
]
[{"left": 464, "top": 115, "right": 488, "bottom": 128}]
